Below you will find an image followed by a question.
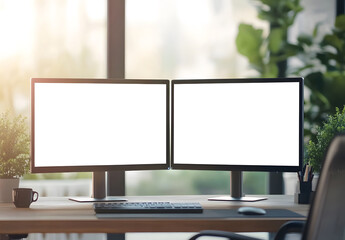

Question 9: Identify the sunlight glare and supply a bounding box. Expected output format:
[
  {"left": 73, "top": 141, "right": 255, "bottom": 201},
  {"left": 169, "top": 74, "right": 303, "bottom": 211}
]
[{"left": 0, "top": 0, "right": 34, "bottom": 60}]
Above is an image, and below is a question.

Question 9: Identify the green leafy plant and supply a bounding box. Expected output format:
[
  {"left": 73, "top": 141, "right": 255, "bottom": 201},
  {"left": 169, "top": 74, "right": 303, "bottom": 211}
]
[
  {"left": 295, "top": 15, "right": 345, "bottom": 141},
  {"left": 236, "top": 0, "right": 345, "bottom": 142},
  {"left": 0, "top": 112, "right": 30, "bottom": 178},
  {"left": 236, "top": 0, "right": 303, "bottom": 77},
  {"left": 305, "top": 106, "right": 345, "bottom": 173}
]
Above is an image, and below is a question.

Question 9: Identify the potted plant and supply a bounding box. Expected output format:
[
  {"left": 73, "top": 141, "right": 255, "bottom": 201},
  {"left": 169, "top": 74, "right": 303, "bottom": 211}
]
[
  {"left": 305, "top": 106, "right": 345, "bottom": 174},
  {"left": 0, "top": 112, "right": 30, "bottom": 202}
]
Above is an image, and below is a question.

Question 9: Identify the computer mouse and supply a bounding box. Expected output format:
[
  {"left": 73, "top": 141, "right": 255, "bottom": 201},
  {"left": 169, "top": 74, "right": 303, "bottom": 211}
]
[{"left": 237, "top": 207, "right": 267, "bottom": 215}]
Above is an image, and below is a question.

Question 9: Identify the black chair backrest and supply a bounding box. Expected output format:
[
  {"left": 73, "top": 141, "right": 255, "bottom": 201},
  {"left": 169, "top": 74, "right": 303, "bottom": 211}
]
[{"left": 303, "top": 134, "right": 345, "bottom": 240}]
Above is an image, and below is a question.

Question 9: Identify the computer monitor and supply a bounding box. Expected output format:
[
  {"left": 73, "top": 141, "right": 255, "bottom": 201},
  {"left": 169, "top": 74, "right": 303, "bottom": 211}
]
[
  {"left": 172, "top": 78, "right": 303, "bottom": 201},
  {"left": 31, "top": 78, "right": 170, "bottom": 201}
]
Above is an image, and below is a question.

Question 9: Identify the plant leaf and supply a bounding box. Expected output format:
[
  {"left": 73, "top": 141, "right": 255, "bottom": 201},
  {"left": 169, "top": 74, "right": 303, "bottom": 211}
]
[
  {"left": 335, "top": 15, "right": 345, "bottom": 31},
  {"left": 297, "top": 34, "right": 313, "bottom": 46},
  {"left": 236, "top": 23, "right": 264, "bottom": 68},
  {"left": 269, "top": 28, "right": 284, "bottom": 53},
  {"left": 263, "top": 62, "right": 278, "bottom": 77},
  {"left": 322, "top": 34, "right": 343, "bottom": 50}
]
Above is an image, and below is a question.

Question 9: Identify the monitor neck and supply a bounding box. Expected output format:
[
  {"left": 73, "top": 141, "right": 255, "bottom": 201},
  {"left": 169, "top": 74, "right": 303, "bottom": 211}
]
[
  {"left": 93, "top": 171, "right": 106, "bottom": 199},
  {"left": 230, "top": 171, "right": 242, "bottom": 198}
]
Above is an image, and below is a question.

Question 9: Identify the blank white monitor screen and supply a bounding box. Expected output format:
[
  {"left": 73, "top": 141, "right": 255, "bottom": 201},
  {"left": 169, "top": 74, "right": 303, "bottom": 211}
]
[
  {"left": 31, "top": 79, "right": 169, "bottom": 173},
  {"left": 172, "top": 79, "right": 303, "bottom": 171}
]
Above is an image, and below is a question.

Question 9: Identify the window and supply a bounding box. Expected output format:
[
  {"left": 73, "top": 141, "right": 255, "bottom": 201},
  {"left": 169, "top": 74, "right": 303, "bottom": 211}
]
[
  {"left": 0, "top": 0, "right": 106, "bottom": 116},
  {"left": 125, "top": 0, "right": 269, "bottom": 195},
  {"left": 1, "top": 0, "right": 338, "bottom": 197},
  {"left": 125, "top": 0, "right": 337, "bottom": 196},
  {"left": 0, "top": 0, "right": 106, "bottom": 194},
  {"left": 126, "top": 0, "right": 267, "bottom": 79}
]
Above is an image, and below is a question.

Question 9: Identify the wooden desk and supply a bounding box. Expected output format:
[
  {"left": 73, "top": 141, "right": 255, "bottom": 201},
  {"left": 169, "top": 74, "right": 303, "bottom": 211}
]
[{"left": 0, "top": 195, "right": 308, "bottom": 234}]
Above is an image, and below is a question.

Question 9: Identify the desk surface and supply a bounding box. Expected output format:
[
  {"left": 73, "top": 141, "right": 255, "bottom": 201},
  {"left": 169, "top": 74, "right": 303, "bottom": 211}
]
[{"left": 0, "top": 195, "right": 308, "bottom": 234}]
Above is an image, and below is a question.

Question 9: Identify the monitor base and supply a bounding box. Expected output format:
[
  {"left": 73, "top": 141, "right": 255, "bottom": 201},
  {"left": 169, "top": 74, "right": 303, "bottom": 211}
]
[
  {"left": 208, "top": 196, "right": 267, "bottom": 202},
  {"left": 69, "top": 196, "right": 127, "bottom": 203}
]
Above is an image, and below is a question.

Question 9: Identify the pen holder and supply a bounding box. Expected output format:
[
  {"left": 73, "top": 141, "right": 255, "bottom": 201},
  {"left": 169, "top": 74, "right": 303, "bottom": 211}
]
[
  {"left": 295, "top": 181, "right": 313, "bottom": 204},
  {"left": 300, "top": 181, "right": 312, "bottom": 193}
]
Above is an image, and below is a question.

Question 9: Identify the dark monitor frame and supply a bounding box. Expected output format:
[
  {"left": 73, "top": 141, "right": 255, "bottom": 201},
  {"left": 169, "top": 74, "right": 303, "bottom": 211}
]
[
  {"left": 31, "top": 78, "right": 170, "bottom": 174},
  {"left": 171, "top": 78, "right": 304, "bottom": 172}
]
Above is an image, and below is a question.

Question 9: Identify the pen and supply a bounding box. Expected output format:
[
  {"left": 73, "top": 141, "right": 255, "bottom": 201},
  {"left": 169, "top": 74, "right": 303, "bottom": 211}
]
[
  {"left": 303, "top": 164, "right": 310, "bottom": 182},
  {"left": 308, "top": 169, "right": 313, "bottom": 182}
]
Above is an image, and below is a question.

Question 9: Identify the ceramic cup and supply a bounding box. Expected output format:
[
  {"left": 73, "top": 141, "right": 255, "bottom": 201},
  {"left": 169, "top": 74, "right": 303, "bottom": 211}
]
[{"left": 12, "top": 188, "right": 39, "bottom": 208}]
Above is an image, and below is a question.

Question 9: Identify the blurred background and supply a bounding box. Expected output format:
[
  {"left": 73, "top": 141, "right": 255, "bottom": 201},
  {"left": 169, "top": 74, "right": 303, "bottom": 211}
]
[
  {"left": 0, "top": 0, "right": 343, "bottom": 239},
  {"left": 0, "top": 0, "right": 339, "bottom": 197}
]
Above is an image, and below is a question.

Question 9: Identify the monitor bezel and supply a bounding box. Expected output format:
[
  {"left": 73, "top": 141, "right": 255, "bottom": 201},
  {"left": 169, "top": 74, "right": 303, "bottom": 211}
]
[
  {"left": 31, "top": 78, "right": 170, "bottom": 173},
  {"left": 171, "top": 77, "right": 304, "bottom": 172}
]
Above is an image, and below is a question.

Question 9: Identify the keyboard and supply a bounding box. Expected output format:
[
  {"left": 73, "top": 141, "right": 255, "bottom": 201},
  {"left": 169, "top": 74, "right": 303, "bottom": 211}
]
[{"left": 93, "top": 201, "right": 203, "bottom": 214}]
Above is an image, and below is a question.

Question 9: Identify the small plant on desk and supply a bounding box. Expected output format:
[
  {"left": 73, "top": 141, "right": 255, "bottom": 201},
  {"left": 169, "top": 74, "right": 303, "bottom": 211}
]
[
  {"left": 305, "top": 106, "right": 345, "bottom": 173},
  {"left": 0, "top": 111, "right": 30, "bottom": 202}
]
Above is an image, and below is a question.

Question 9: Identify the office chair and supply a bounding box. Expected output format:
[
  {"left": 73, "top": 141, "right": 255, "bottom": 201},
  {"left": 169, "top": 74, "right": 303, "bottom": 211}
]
[{"left": 190, "top": 134, "right": 345, "bottom": 240}]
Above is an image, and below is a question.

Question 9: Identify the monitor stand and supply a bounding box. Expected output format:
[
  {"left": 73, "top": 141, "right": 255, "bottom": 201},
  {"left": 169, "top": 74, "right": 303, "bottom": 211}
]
[
  {"left": 69, "top": 171, "right": 127, "bottom": 202},
  {"left": 208, "top": 171, "right": 267, "bottom": 202}
]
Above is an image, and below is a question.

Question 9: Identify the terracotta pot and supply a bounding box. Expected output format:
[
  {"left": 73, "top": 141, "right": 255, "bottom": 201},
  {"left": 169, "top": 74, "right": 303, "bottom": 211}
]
[{"left": 0, "top": 178, "right": 20, "bottom": 203}]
